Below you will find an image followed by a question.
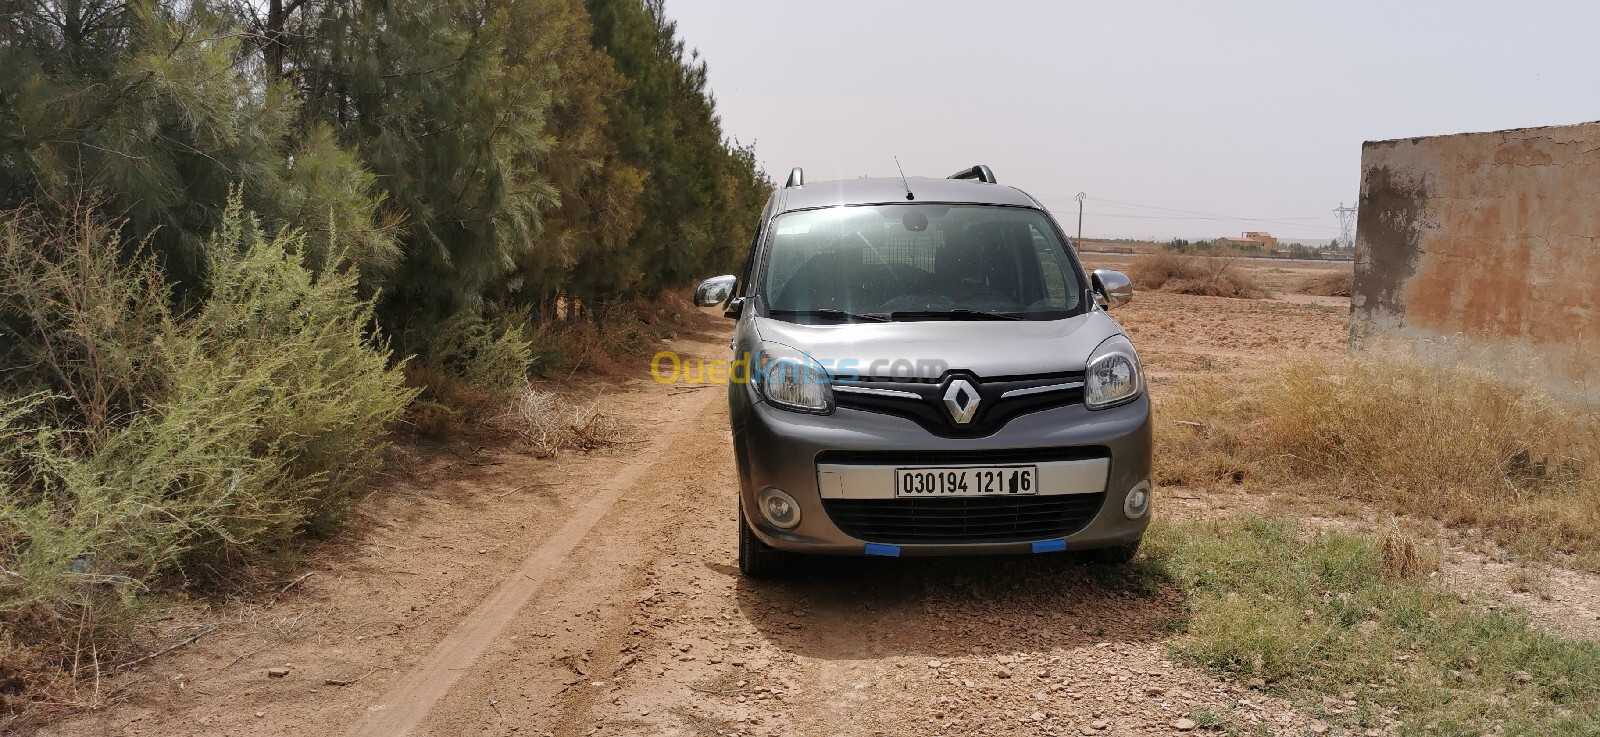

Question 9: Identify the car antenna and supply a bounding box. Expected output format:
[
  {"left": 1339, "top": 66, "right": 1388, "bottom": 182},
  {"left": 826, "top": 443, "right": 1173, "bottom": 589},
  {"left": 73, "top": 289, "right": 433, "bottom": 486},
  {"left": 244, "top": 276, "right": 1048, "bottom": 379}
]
[{"left": 894, "top": 157, "right": 915, "bottom": 201}]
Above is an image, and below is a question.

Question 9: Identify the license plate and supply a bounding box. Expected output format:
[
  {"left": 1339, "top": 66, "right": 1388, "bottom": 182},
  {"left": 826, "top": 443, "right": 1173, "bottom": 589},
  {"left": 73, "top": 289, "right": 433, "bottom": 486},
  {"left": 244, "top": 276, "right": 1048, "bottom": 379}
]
[{"left": 893, "top": 465, "right": 1038, "bottom": 497}]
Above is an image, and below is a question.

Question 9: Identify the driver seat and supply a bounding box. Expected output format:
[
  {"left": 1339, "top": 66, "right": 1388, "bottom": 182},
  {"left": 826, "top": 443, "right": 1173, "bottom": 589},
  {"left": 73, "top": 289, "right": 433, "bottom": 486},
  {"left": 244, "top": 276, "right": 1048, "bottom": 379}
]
[{"left": 935, "top": 221, "right": 1033, "bottom": 299}]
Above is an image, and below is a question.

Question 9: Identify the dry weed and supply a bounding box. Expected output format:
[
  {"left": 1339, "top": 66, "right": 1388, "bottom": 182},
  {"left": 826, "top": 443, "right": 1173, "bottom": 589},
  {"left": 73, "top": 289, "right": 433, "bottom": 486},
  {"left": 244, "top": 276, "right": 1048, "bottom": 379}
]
[
  {"left": 1128, "top": 251, "right": 1268, "bottom": 299},
  {"left": 1379, "top": 525, "right": 1440, "bottom": 579},
  {"left": 502, "top": 387, "right": 630, "bottom": 458},
  {"left": 1157, "top": 349, "right": 1600, "bottom": 558},
  {"left": 1297, "top": 271, "right": 1353, "bottom": 297}
]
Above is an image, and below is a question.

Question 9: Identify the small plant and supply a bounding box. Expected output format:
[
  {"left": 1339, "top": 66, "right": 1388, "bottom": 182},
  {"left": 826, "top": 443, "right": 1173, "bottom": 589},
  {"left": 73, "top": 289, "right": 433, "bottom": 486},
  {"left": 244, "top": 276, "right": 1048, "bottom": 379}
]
[
  {"left": 1187, "top": 706, "right": 1231, "bottom": 731},
  {"left": 1506, "top": 567, "right": 1552, "bottom": 599}
]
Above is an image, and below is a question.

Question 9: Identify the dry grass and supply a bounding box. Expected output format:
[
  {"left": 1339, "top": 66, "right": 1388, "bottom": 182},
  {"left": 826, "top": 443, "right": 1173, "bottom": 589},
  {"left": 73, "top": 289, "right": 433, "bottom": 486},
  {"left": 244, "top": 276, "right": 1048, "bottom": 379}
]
[
  {"left": 1297, "top": 270, "right": 1353, "bottom": 297},
  {"left": 500, "top": 387, "right": 630, "bottom": 458},
  {"left": 1379, "top": 525, "right": 1441, "bottom": 579},
  {"left": 1156, "top": 350, "right": 1600, "bottom": 558},
  {"left": 1127, "top": 251, "right": 1268, "bottom": 299}
]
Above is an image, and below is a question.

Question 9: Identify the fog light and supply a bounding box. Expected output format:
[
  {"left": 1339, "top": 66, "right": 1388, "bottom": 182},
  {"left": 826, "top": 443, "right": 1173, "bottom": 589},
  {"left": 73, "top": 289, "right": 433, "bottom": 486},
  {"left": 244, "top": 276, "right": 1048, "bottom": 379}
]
[
  {"left": 1123, "top": 481, "right": 1151, "bottom": 520},
  {"left": 758, "top": 488, "right": 801, "bottom": 530}
]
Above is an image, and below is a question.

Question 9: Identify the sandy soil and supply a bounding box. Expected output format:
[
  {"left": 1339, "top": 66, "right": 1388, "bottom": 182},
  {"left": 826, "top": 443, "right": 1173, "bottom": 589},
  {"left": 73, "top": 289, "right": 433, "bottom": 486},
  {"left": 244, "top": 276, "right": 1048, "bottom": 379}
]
[{"left": 25, "top": 270, "right": 1599, "bottom": 736}]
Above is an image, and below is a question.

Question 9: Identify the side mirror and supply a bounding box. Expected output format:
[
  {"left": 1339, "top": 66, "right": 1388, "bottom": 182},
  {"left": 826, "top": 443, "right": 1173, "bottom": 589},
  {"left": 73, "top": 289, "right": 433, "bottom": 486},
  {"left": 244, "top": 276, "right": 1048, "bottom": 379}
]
[
  {"left": 694, "top": 275, "right": 737, "bottom": 308},
  {"left": 1091, "top": 269, "right": 1133, "bottom": 309}
]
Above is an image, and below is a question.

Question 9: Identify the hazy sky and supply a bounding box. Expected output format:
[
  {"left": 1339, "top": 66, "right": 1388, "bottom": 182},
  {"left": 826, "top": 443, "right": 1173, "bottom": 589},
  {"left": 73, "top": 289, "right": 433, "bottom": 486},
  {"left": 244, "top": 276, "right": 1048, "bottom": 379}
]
[{"left": 663, "top": 0, "right": 1600, "bottom": 243}]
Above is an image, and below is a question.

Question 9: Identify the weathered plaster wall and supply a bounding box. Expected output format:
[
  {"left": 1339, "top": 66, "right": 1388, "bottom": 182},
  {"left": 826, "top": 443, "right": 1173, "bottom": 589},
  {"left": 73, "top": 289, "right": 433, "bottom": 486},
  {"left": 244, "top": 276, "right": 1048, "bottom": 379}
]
[{"left": 1352, "top": 122, "right": 1600, "bottom": 403}]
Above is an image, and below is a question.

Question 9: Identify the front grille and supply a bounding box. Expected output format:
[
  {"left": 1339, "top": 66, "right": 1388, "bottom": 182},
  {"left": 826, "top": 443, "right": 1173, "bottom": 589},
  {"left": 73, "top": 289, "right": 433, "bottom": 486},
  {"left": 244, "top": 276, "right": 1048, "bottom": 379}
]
[
  {"left": 833, "top": 371, "right": 1085, "bottom": 438},
  {"left": 822, "top": 493, "right": 1106, "bottom": 544}
]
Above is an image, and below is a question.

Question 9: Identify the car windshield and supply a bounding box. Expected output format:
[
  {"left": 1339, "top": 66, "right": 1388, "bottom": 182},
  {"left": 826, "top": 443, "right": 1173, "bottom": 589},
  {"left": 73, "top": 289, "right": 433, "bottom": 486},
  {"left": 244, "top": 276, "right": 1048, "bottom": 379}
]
[{"left": 761, "top": 204, "right": 1086, "bottom": 322}]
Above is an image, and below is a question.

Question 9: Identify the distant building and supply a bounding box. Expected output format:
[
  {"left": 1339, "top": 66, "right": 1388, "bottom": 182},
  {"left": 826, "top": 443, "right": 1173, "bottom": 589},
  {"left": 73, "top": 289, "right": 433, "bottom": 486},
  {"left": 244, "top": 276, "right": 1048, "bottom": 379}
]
[{"left": 1215, "top": 231, "right": 1278, "bottom": 251}]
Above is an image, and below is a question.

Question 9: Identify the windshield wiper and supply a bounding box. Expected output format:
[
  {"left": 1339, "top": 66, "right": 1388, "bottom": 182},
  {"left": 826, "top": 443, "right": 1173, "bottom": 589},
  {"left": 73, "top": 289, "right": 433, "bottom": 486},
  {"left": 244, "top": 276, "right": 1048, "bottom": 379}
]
[
  {"left": 767, "top": 308, "right": 888, "bottom": 323},
  {"left": 883, "top": 309, "right": 1024, "bottom": 321}
]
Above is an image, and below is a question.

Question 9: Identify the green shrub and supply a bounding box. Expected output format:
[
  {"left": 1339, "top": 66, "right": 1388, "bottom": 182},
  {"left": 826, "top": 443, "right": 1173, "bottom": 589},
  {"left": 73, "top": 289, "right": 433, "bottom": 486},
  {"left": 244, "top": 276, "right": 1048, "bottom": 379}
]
[
  {"left": 0, "top": 200, "right": 414, "bottom": 709},
  {"left": 404, "top": 311, "right": 534, "bottom": 433}
]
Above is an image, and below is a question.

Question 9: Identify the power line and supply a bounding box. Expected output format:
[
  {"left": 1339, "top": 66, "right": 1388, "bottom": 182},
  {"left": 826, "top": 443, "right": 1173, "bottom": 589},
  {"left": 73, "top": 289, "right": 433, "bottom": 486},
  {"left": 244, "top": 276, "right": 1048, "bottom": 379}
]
[
  {"left": 1083, "top": 197, "right": 1341, "bottom": 231},
  {"left": 1037, "top": 196, "right": 1342, "bottom": 233},
  {"left": 1083, "top": 209, "right": 1337, "bottom": 223},
  {"left": 1072, "top": 211, "right": 1342, "bottom": 232}
]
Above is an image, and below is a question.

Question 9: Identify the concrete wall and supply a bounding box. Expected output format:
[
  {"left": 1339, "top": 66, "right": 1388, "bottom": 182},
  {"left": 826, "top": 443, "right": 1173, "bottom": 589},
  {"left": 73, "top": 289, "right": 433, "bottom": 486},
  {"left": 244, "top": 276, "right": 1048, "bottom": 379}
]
[{"left": 1352, "top": 122, "right": 1600, "bottom": 403}]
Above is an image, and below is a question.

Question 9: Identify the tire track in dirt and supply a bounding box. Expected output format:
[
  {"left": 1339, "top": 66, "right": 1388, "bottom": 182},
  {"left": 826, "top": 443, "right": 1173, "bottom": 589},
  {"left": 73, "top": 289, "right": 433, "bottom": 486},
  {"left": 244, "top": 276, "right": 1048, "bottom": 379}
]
[
  {"left": 346, "top": 380, "right": 723, "bottom": 737},
  {"left": 406, "top": 365, "right": 739, "bottom": 737}
]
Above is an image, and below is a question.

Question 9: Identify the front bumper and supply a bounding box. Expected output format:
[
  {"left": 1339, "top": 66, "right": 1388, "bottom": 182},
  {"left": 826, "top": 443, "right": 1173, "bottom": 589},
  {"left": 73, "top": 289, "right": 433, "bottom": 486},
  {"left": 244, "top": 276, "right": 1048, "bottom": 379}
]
[{"left": 729, "top": 390, "right": 1153, "bottom": 556}]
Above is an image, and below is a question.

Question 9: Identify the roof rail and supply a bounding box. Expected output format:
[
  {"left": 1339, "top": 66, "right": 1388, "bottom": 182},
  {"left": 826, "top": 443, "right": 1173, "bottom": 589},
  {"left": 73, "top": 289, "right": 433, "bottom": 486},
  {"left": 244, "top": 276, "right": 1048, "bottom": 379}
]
[
  {"left": 785, "top": 167, "right": 805, "bottom": 188},
  {"left": 948, "top": 165, "right": 997, "bottom": 184}
]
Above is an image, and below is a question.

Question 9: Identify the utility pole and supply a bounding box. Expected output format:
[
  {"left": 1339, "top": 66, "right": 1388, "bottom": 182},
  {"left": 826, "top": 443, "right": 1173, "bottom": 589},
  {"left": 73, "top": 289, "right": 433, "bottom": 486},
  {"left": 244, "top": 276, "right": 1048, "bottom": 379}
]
[{"left": 1075, "top": 192, "right": 1087, "bottom": 245}]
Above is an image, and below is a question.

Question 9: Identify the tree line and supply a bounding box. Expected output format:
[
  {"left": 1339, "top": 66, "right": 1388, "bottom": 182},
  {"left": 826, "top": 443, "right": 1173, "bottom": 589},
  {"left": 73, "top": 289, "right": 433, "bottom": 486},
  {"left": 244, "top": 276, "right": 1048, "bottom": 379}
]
[
  {"left": 0, "top": 1, "right": 768, "bottom": 706},
  {"left": 1, "top": 0, "right": 772, "bottom": 345}
]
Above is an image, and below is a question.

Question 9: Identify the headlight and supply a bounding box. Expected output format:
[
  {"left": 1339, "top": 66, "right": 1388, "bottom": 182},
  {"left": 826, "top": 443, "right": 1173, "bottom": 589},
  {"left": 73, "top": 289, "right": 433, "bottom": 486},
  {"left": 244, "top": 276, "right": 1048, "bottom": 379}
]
[
  {"left": 752, "top": 343, "right": 833, "bottom": 413},
  {"left": 1085, "top": 334, "right": 1143, "bottom": 410}
]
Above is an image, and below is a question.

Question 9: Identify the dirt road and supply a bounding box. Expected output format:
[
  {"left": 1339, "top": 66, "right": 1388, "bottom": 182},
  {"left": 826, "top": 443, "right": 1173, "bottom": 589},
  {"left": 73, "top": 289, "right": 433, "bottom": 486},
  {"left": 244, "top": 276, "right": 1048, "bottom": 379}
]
[{"left": 41, "top": 332, "right": 1316, "bottom": 737}]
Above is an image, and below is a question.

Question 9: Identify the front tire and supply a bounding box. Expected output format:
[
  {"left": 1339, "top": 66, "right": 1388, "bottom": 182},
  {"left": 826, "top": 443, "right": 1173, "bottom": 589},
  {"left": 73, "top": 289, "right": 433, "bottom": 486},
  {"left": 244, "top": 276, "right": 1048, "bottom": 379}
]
[
  {"left": 1086, "top": 539, "right": 1141, "bottom": 564},
  {"left": 737, "top": 504, "right": 789, "bottom": 578}
]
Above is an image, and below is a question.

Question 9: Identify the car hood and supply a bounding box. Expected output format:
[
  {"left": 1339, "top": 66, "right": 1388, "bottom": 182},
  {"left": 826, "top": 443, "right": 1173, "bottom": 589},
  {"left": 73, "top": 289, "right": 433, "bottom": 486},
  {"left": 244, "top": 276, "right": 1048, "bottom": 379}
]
[{"left": 752, "top": 310, "right": 1126, "bottom": 378}]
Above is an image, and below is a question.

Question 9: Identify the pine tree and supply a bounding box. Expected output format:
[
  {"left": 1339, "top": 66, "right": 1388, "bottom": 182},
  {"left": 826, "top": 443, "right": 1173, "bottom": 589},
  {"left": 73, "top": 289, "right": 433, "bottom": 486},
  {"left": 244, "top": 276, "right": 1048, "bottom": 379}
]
[
  {"left": 289, "top": 0, "right": 559, "bottom": 337},
  {"left": 497, "top": 0, "right": 646, "bottom": 318},
  {"left": 0, "top": 1, "right": 394, "bottom": 293},
  {"left": 579, "top": 0, "right": 771, "bottom": 302}
]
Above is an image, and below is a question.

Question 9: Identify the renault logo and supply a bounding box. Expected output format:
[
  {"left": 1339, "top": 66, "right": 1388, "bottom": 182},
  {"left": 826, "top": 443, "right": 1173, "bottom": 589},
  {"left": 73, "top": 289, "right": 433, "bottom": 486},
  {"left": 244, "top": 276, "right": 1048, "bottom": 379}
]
[{"left": 942, "top": 378, "right": 981, "bottom": 425}]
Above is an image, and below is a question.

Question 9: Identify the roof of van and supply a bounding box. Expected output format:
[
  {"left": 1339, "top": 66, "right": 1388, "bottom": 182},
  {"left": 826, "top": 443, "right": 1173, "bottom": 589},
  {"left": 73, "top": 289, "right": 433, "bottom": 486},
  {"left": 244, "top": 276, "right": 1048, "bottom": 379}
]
[{"left": 775, "top": 176, "right": 1044, "bottom": 213}]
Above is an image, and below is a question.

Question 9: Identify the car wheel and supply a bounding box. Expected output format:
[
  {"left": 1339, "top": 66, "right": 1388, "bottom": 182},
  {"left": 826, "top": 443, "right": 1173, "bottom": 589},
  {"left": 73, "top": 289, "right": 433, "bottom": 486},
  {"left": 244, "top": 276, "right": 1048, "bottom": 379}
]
[
  {"left": 1087, "top": 539, "right": 1141, "bottom": 564},
  {"left": 738, "top": 504, "right": 789, "bottom": 578}
]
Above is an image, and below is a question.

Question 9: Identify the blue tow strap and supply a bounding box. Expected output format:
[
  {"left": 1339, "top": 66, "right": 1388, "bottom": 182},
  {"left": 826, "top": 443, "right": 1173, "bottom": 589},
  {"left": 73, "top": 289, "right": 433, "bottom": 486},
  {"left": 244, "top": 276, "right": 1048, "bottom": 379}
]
[{"left": 1031, "top": 539, "right": 1068, "bottom": 553}]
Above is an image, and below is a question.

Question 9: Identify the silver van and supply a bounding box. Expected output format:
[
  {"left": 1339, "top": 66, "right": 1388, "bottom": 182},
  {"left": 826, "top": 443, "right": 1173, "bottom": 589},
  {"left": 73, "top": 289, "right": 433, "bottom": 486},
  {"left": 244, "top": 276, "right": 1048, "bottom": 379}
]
[{"left": 694, "top": 165, "right": 1151, "bottom": 576}]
